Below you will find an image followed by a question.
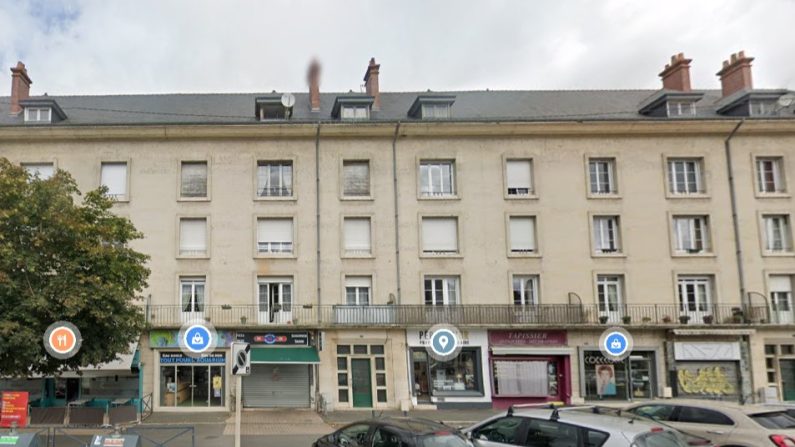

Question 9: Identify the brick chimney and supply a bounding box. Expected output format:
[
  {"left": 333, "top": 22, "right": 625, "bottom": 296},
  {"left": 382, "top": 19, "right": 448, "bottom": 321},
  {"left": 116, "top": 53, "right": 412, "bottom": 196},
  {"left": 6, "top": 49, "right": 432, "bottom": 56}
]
[
  {"left": 717, "top": 51, "right": 754, "bottom": 97},
  {"left": 10, "top": 61, "right": 32, "bottom": 115},
  {"left": 659, "top": 53, "right": 692, "bottom": 92},
  {"left": 307, "top": 59, "right": 321, "bottom": 112},
  {"left": 364, "top": 57, "right": 381, "bottom": 111}
]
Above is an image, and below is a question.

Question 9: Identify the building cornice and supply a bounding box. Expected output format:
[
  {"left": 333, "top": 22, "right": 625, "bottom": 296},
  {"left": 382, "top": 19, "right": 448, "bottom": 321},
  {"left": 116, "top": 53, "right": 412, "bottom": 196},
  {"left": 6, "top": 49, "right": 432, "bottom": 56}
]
[{"left": 0, "top": 119, "right": 793, "bottom": 142}]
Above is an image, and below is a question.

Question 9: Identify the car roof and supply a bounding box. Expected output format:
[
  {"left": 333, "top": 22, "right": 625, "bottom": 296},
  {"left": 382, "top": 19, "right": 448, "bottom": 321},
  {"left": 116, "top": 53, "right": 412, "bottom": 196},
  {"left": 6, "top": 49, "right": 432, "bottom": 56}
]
[
  {"left": 366, "top": 417, "right": 454, "bottom": 435},
  {"left": 626, "top": 399, "right": 795, "bottom": 416},
  {"left": 510, "top": 408, "right": 673, "bottom": 436}
]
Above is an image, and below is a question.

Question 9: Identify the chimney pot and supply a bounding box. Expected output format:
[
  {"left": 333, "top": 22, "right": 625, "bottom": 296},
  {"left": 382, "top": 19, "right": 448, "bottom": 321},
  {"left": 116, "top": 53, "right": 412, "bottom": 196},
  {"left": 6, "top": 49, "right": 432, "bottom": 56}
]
[
  {"left": 307, "top": 59, "right": 321, "bottom": 112},
  {"left": 363, "top": 57, "right": 381, "bottom": 111},
  {"left": 658, "top": 52, "right": 692, "bottom": 92},
  {"left": 9, "top": 61, "right": 32, "bottom": 115},
  {"left": 716, "top": 50, "right": 754, "bottom": 97}
]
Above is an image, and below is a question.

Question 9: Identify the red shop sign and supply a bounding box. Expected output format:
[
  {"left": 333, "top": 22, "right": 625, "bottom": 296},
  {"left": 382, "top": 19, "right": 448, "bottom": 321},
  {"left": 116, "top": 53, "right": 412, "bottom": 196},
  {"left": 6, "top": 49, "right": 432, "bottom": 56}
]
[
  {"left": 489, "top": 330, "right": 567, "bottom": 346},
  {"left": 0, "top": 391, "right": 29, "bottom": 428}
]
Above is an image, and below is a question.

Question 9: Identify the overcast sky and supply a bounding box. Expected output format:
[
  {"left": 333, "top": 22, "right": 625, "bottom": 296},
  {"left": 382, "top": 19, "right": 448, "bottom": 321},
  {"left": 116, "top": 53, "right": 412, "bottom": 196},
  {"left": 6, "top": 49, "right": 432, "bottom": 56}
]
[{"left": 0, "top": 0, "right": 793, "bottom": 96}]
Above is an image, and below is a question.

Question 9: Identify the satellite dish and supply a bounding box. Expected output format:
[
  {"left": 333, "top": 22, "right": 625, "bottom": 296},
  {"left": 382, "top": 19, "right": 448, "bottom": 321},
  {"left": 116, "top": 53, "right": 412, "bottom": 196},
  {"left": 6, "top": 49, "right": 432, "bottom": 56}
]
[
  {"left": 281, "top": 93, "right": 296, "bottom": 108},
  {"left": 778, "top": 93, "right": 795, "bottom": 108}
]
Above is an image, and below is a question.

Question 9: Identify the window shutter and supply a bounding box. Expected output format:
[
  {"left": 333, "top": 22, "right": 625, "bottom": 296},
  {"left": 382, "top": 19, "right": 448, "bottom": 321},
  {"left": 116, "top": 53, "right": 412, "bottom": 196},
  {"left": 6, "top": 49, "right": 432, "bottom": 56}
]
[
  {"left": 509, "top": 217, "right": 536, "bottom": 251},
  {"left": 101, "top": 162, "right": 127, "bottom": 197},
  {"left": 179, "top": 219, "right": 206, "bottom": 253},
  {"left": 23, "top": 163, "right": 54, "bottom": 179},
  {"left": 258, "top": 218, "right": 293, "bottom": 243},
  {"left": 344, "top": 218, "right": 371, "bottom": 252},
  {"left": 343, "top": 161, "right": 370, "bottom": 196},
  {"left": 506, "top": 160, "right": 532, "bottom": 190},
  {"left": 345, "top": 276, "right": 372, "bottom": 288},
  {"left": 181, "top": 162, "right": 207, "bottom": 197},
  {"left": 422, "top": 218, "right": 458, "bottom": 252},
  {"left": 770, "top": 275, "right": 793, "bottom": 292}
]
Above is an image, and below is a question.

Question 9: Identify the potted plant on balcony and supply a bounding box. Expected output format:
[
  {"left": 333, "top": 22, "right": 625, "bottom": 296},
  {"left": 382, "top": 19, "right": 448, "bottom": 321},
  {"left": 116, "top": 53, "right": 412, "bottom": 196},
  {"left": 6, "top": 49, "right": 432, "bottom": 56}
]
[
  {"left": 661, "top": 315, "right": 672, "bottom": 324},
  {"left": 622, "top": 315, "right": 632, "bottom": 325},
  {"left": 642, "top": 316, "right": 652, "bottom": 324},
  {"left": 702, "top": 315, "right": 714, "bottom": 324},
  {"left": 599, "top": 316, "right": 609, "bottom": 324},
  {"left": 679, "top": 315, "right": 691, "bottom": 324},
  {"left": 240, "top": 316, "right": 247, "bottom": 325}
]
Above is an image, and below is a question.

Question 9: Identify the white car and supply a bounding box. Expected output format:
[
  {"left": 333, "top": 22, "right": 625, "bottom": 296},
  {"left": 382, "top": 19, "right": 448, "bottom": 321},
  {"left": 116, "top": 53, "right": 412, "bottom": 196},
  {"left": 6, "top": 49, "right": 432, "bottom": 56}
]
[{"left": 464, "top": 405, "right": 701, "bottom": 447}]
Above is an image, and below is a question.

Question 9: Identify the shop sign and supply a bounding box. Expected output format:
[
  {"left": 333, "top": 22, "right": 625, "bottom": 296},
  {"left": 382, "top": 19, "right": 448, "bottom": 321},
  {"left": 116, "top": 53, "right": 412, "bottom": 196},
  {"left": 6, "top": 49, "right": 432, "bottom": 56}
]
[
  {"left": 583, "top": 353, "right": 625, "bottom": 365},
  {"left": 674, "top": 342, "right": 740, "bottom": 361},
  {"left": 149, "top": 330, "right": 235, "bottom": 348},
  {"left": 235, "top": 332, "right": 309, "bottom": 346},
  {"left": 0, "top": 391, "right": 29, "bottom": 428},
  {"left": 489, "top": 330, "right": 566, "bottom": 346},
  {"left": 676, "top": 362, "right": 738, "bottom": 397},
  {"left": 159, "top": 352, "right": 225, "bottom": 364}
]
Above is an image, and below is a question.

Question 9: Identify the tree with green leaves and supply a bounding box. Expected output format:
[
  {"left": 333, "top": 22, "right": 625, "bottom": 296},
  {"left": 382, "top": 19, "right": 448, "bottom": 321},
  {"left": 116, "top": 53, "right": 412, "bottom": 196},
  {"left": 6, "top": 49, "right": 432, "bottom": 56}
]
[{"left": 0, "top": 158, "right": 149, "bottom": 377}]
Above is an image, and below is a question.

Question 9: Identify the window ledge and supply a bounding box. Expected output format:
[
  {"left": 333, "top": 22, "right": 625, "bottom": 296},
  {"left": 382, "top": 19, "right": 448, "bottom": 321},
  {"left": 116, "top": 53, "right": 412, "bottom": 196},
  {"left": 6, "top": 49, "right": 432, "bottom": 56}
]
[
  {"left": 665, "top": 193, "right": 711, "bottom": 200},
  {"left": 671, "top": 252, "right": 716, "bottom": 258},
  {"left": 178, "top": 197, "right": 210, "bottom": 202},
  {"left": 254, "top": 254, "right": 297, "bottom": 260},
  {"left": 762, "top": 251, "right": 795, "bottom": 258},
  {"left": 592, "top": 252, "right": 626, "bottom": 258},
  {"left": 504, "top": 193, "right": 539, "bottom": 201},
  {"left": 420, "top": 252, "right": 463, "bottom": 259},
  {"left": 254, "top": 196, "right": 297, "bottom": 202},
  {"left": 341, "top": 253, "right": 375, "bottom": 259},
  {"left": 418, "top": 195, "right": 460, "bottom": 201},
  {"left": 109, "top": 199, "right": 130, "bottom": 204},
  {"left": 755, "top": 192, "right": 791, "bottom": 199},
  {"left": 586, "top": 193, "right": 622, "bottom": 200},
  {"left": 176, "top": 255, "right": 210, "bottom": 260},
  {"left": 507, "top": 252, "right": 542, "bottom": 258},
  {"left": 340, "top": 196, "right": 374, "bottom": 202}
]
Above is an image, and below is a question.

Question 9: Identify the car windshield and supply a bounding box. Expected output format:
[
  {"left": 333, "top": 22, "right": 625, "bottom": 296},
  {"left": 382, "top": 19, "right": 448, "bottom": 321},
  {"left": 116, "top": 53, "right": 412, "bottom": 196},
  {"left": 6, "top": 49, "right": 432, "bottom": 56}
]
[
  {"left": 419, "top": 433, "right": 470, "bottom": 447},
  {"left": 751, "top": 411, "right": 795, "bottom": 429},
  {"left": 632, "top": 430, "right": 691, "bottom": 447}
]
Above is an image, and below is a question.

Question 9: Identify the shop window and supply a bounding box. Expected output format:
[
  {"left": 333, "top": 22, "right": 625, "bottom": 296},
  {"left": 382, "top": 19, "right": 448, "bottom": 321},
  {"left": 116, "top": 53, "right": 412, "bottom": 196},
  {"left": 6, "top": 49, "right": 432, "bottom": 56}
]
[
  {"left": 337, "top": 373, "right": 348, "bottom": 387},
  {"left": 371, "top": 345, "right": 384, "bottom": 355},
  {"left": 428, "top": 348, "right": 481, "bottom": 395},
  {"left": 337, "top": 357, "right": 347, "bottom": 370},
  {"left": 375, "top": 358, "right": 385, "bottom": 371},
  {"left": 376, "top": 373, "right": 386, "bottom": 387},
  {"left": 377, "top": 390, "right": 387, "bottom": 403},
  {"left": 159, "top": 354, "right": 224, "bottom": 408},
  {"left": 338, "top": 389, "right": 349, "bottom": 403},
  {"left": 337, "top": 345, "right": 351, "bottom": 355},
  {"left": 493, "top": 360, "right": 556, "bottom": 397},
  {"left": 354, "top": 345, "right": 368, "bottom": 355}
]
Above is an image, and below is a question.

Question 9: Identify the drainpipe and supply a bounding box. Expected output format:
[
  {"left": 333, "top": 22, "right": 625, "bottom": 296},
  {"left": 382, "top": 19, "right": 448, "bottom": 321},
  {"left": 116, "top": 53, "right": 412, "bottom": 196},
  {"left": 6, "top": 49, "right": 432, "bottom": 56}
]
[
  {"left": 392, "top": 122, "right": 402, "bottom": 304},
  {"left": 315, "top": 123, "right": 322, "bottom": 320},
  {"left": 725, "top": 119, "right": 746, "bottom": 306}
]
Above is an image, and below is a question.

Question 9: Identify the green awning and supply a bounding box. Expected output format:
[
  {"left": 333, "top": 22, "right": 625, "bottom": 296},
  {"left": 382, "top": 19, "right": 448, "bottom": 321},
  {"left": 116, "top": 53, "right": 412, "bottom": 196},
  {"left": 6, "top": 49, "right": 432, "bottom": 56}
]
[{"left": 250, "top": 347, "right": 320, "bottom": 364}]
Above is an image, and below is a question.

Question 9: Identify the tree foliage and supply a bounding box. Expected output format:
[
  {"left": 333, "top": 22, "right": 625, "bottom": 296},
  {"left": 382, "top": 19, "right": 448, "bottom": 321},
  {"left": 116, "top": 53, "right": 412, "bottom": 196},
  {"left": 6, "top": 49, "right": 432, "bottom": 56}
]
[{"left": 0, "top": 158, "right": 149, "bottom": 376}]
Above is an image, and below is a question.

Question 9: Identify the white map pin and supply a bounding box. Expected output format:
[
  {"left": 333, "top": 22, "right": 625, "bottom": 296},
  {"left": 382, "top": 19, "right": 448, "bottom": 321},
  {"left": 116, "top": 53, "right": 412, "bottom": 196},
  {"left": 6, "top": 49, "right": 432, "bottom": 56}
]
[{"left": 439, "top": 335, "right": 450, "bottom": 350}]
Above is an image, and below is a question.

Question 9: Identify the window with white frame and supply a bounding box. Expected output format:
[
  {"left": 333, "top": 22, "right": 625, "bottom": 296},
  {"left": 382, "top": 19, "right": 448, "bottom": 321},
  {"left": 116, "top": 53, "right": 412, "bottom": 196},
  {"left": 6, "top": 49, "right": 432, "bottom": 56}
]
[
  {"left": 666, "top": 101, "right": 696, "bottom": 117},
  {"left": 677, "top": 276, "right": 712, "bottom": 314},
  {"left": 180, "top": 277, "right": 205, "bottom": 313},
  {"left": 764, "top": 215, "right": 792, "bottom": 252},
  {"left": 419, "top": 160, "right": 455, "bottom": 197},
  {"left": 421, "top": 103, "right": 451, "bottom": 120},
  {"left": 179, "top": 218, "right": 207, "bottom": 256},
  {"left": 100, "top": 162, "right": 128, "bottom": 200},
  {"left": 180, "top": 161, "right": 207, "bottom": 198},
  {"left": 343, "top": 160, "right": 370, "bottom": 197},
  {"left": 257, "top": 218, "right": 293, "bottom": 254},
  {"left": 257, "top": 161, "right": 293, "bottom": 197},
  {"left": 508, "top": 216, "right": 536, "bottom": 254},
  {"left": 422, "top": 217, "right": 458, "bottom": 254},
  {"left": 22, "top": 162, "right": 54, "bottom": 180},
  {"left": 512, "top": 275, "right": 539, "bottom": 306},
  {"left": 345, "top": 276, "right": 372, "bottom": 306},
  {"left": 769, "top": 275, "right": 793, "bottom": 314},
  {"left": 593, "top": 216, "right": 621, "bottom": 253},
  {"left": 343, "top": 217, "right": 371, "bottom": 255},
  {"left": 668, "top": 158, "right": 704, "bottom": 194},
  {"left": 757, "top": 157, "right": 786, "bottom": 193},
  {"left": 341, "top": 105, "right": 370, "bottom": 120},
  {"left": 424, "top": 276, "right": 459, "bottom": 306},
  {"left": 589, "top": 158, "right": 616, "bottom": 194},
  {"left": 673, "top": 215, "right": 710, "bottom": 253},
  {"left": 505, "top": 159, "right": 533, "bottom": 196},
  {"left": 257, "top": 277, "right": 292, "bottom": 314},
  {"left": 596, "top": 275, "right": 623, "bottom": 314},
  {"left": 24, "top": 107, "right": 51, "bottom": 123}
]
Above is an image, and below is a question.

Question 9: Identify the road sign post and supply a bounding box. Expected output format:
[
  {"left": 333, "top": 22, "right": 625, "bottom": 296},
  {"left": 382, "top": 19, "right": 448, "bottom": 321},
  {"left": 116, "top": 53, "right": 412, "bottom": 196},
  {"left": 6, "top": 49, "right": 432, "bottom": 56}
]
[{"left": 230, "top": 342, "right": 250, "bottom": 447}]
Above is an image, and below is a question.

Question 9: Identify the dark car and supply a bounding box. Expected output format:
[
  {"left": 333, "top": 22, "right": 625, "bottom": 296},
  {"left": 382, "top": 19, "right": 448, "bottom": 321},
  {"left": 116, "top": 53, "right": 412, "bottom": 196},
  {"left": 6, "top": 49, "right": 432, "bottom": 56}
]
[{"left": 313, "top": 417, "right": 472, "bottom": 447}]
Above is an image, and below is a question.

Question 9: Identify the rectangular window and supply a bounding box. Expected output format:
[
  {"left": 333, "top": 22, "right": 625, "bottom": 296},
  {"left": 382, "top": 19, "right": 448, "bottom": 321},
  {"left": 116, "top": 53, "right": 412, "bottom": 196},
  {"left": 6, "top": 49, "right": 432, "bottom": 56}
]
[
  {"left": 419, "top": 161, "right": 455, "bottom": 197},
  {"left": 342, "top": 160, "right": 370, "bottom": 197},
  {"left": 180, "top": 277, "right": 206, "bottom": 313},
  {"left": 428, "top": 348, "right": 481, "bottom": 394},
  {"left": 589, "top": 159, "right": 616, "bottom": 194},
  {"left": 596, "top": 275, "right": 623, "bottom": 314},
  {"left": 505, "top": 159, "right": 533, "bottom": 196},
  {"left": 512, "top": 275, "right": 538, "bottom": 306},
  {"left": 493, "top": 360, "right": 552, "bottom": 396},
  {"left": 764, "top": 215, "right": 793, "bottom": 252},
  {"left": 421, "top": 103, "right": 451, "bottom": 119},
  {"left": 757, "top": 157, "right": 786, "bottom": 193},
  {"left": 424, "top": 276, "right": 459, "bottom": 306},
  {"left": 100, "top": 162, "right": 128, "bottom": 200},
  {"left": 421, "top": 217, "right": 459, "bottom": 254},
  {"left": 180, "top": 161, "right": 208, "bottom": 198},
  {"left": 341, "top": 106, "right": 369, "bottom": 120},
  {"left": 593, "top": 216, "right": 621, "bottom": 253},
  {"left": 677, "top": 276, "right": 712, "bottom": 315},
  {"left": 343, "top": 217, "right": 372, "bottom": 255},
  {"left": 179, "top": 218, "right": 207, "bottom": 256},
  {"left": 345, "top": 276, "right": 372, "bottom": 306},
  {"left": 257, "top": 218, "right": 293, "bottom": 254},
  {"left": 666, "top": 101, "right": 696, "bottom": 117},
  {"left": 673, "top": 216, "right": 710, "bottom": 253},
  {"left": 22, "top": 162, "right": 54, "bottom": 180},
  {"left": 24, "top": 107, "right": 51, "bottom": 123},
  {"left": 770, "top": 275, "right": 793, "bottom": 314},
  {"left": 257, "top": 277, "right": 293, "bottom": 323},
  {"left": 508, "top": 216, "right": 536, "bottom": 253},
  {"left": 257, "top": 161, "right": 293, "bottom": 197},
  {"left": 668, "top": 158, "right": 704, "bottom": 194}
]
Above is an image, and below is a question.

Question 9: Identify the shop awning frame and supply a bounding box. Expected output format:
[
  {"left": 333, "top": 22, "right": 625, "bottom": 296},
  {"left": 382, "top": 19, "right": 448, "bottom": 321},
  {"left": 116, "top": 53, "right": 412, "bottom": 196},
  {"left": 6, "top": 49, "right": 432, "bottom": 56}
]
[
  {"left": 490, "top": 347, "right": 574, "bottom": 356},
  {"left": 250, "top": 347, "right": 320, "bottom": 364}
]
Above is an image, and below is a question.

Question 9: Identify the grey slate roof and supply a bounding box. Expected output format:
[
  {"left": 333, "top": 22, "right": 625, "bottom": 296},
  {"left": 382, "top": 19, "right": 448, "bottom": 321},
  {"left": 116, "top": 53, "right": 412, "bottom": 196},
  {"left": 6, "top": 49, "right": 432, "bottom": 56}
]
[{"left": 0, "top": 89, "right": 792, "bottom": 126}]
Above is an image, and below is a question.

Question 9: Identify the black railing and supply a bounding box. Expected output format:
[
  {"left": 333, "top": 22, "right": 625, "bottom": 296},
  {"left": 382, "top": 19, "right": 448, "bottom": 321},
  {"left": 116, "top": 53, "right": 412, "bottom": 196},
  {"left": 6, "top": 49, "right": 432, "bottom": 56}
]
[{"left": 146, "top": 303, "right": 771, "bottom": 327}]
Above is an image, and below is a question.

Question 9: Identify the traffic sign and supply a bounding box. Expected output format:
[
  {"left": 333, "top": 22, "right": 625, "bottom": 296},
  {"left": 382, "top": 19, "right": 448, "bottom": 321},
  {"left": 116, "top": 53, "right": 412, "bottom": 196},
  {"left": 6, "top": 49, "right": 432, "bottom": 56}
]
[
  {"left": 232, "top": 342, "right": 251, "bottom": 376},
  {"left": 599, "top": 327, "right": 634, "bottom": 361},
  {"left": 183, "top": 324, "right": 213, "bottom": 354},
  {"left": 43, "top": 322, "right": 82, "bottom": 360}
]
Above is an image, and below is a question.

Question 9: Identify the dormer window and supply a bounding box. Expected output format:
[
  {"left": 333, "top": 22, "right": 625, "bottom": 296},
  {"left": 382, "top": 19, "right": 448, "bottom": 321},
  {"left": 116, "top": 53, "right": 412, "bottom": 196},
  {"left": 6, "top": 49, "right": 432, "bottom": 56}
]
[
  {"left": 666, "top": 100, "right": 696, "bottom": 117},
  {"left": 750, "top": 99, "right": 777, "bottom": 116},
  {"left": 421, "top": 103, "right": 451, "bottom": 120},
  {"left": 408, "top": 95, "right": 456, "bottom": 119},
  {"left": 24, "top": 107, "right": 52, "bottom": 123},
  {"left": 341, "top": 105, "right": 370, "bottom": 120},
  {"left": 331, "top": 95, "right": 374, "bottom": 121},
  {"left": 255, "top": 94, "right": 294, "bottom": 120}
]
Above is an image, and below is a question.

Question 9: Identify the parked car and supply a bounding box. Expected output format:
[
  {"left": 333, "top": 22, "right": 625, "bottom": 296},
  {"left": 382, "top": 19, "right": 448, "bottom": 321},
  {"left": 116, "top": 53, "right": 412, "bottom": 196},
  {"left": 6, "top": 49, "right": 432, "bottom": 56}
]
[
  {"left": 464, "top": 405, "right": 699, "bottom": 447},
  {"left": 626, "top": 400, "right": 795, "bottom": 446},
  {"left": 313, "top": 417, "right": 472, "bottom": 447}
]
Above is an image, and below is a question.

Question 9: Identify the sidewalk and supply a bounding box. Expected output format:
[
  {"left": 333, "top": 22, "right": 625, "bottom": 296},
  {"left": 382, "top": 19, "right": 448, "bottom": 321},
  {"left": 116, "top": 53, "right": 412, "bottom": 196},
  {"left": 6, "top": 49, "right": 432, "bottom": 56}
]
[{"left": 321, "top": 408, "right": 504, "bottom": 428}]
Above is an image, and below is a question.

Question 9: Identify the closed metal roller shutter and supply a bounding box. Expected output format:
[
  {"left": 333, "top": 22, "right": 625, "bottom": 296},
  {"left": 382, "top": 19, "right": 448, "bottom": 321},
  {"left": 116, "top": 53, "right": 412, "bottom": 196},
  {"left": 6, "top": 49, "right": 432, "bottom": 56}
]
[{"left": 242, "top": 364, "right": 310, "bottom": 408}]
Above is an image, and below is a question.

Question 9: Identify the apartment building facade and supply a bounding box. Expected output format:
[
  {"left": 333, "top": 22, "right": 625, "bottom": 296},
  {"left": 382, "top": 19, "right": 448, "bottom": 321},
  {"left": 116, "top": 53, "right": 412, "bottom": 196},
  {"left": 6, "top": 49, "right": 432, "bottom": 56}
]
[{"left": 2, "top": 53, "right": 795, "bottom": 412}]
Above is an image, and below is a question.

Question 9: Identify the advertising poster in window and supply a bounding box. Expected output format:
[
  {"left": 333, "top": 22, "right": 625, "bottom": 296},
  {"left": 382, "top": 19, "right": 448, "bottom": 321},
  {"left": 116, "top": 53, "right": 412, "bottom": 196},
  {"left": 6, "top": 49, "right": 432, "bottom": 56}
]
[{"left": 595, "top": 364, "right": 617, "bottom": 396}]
